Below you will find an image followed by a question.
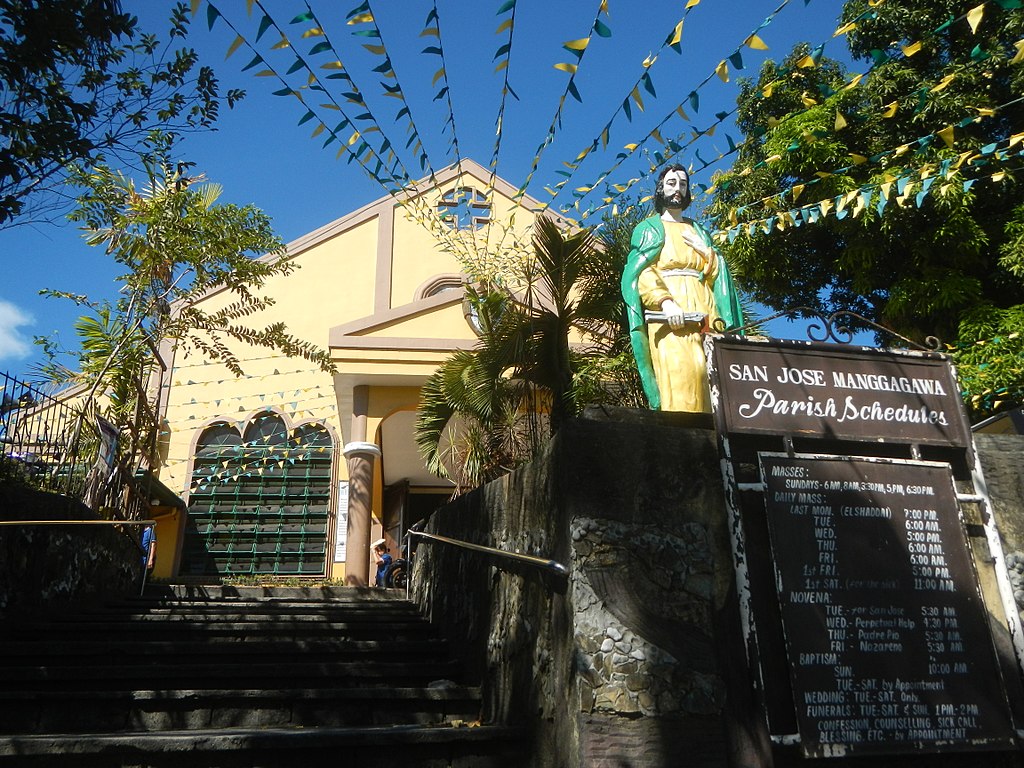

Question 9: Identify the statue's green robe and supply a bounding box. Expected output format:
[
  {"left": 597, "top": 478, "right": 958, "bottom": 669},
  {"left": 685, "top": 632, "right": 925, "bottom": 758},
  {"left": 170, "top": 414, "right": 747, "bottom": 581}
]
[{"left": 620, "top": 215, "right": 744, "bottom": 410}]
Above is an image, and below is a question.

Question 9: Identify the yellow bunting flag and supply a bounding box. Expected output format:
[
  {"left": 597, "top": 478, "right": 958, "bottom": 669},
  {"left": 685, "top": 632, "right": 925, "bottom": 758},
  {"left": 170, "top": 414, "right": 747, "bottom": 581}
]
[
  {"left": 1009, "top": 132, "right": 1024, "bottom": 148},
  {"left": 564, "top": 37, "right": 589, "bottom": 52},
  {"left": 496, "top": 18, "right": 512, "bottom": 33},
  {"left": 792, "top": 183, "right": 805, "bottom": 201},
  {"left": 685, "top": 0, "right": 700, "bottom": 7},
  {"left": 992, "top": 171, "right": 1006, "bottom": 182},
  {"left": 302, "top": 27, "right": 324, "bottom": 38},
  {"left": 931, "top": 74, "right": 955, "bottom": 92},
  {"left": 952, "top": 151, "right": 973, "bottom": 170},
  {"left": 850, "top": 153, "right": 868, "bottom": 164},
  {"left": 902, "top": 41, "right": 922, "bottom": 57},
  {"left": 796, "top": 53, "right": 817, "bottom": 68},
  {"left": 1012, "top": 40, "right": 1024, "bottom": 65},
  {"left": 715, "top": 60, "right": 729, "bottom": 82},
  {"left": 272, "top": 36, "right": 290, "bottom": 50},
  {"left": 835, "top": 111, "right": 847, "bottom": 130},
  {"left": 802, "top": 93, "right": 818, "bottom": 108},
  {"left": 762, "top": 82, "right": 775, "bottom": 97},
  {"left": 881, "top": 101, "right": 899, "bottom": 118},
  {"left": 879, "top": 181, "right": 893, "bottom": 200},
  {"left": 966, "top": 4, "right": 985, "bottom": 34},
  {"left": 745, "top": 34, "right": 769, "bottom": 50},
  {"left": 819, "top": 199, "right": 834, "bottom": 217},
  {"left": 937, "top": 125, "right": 956, "bottom": 148},
  {"left": 973, "top": 106, "right": 996, "bottom": 117},
  {"left": 631, "top": 86, "right": 645, "bottom": 110},
  {"left": 843, "top": 73, "right": 864, "bottom": 91},
  {"left": 833, "top": 21, "right": 857, "bottom": 37},
  {"left": 226, "top": 35, "right": 244, "bottom": 59},
  {"left": 348, "top": 11, "right": 373, "bottom": 24},
  {"left": 669, "top": 21, "right": 684, "bottom": 48},
  {"left": 554, "top": 63, "right": 578, "bottom": 74}
]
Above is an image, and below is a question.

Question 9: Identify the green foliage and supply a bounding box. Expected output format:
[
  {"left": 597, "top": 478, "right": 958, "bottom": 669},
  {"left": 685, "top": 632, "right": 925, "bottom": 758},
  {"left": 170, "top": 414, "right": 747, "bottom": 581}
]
[
  {"left": 64, "top": 159, "right": 334, "bottom": 377},
  {"left": 35, "top": 158, "right": 333, "bottom": 472},
  {"left": 0, "top": 0, "right": 244, "bottom": 226},
  {"left": 706, "top": 1, "right": 1024, "bottom": 415},
  {"left": 415, "top": 216, "right": 634, "bottom": 490},
  {"left": 951, "top": 303, "right": 1024, "bottom": 420}
]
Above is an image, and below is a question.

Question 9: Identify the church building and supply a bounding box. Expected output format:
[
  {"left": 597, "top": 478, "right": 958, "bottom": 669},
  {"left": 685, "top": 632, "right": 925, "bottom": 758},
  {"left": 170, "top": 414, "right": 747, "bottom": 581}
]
[{"left": 154, "top": 159, "right": 542, "bottom": 584}]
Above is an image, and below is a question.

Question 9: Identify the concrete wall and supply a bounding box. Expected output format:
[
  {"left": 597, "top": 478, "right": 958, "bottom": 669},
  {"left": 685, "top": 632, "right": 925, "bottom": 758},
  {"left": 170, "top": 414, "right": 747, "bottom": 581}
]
[
  {"left": 410, "top": 415, "right": 1024, "bottom": 768},
  {"left": 0, "top": 486, "right": 141, "bottom": 616}
]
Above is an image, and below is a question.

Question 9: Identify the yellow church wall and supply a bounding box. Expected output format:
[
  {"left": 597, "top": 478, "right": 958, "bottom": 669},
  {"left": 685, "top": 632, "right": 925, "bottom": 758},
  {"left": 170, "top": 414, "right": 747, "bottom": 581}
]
[
  {"left": 390, "top": 207, "right": 468, "bottom": 304},
  {"left": 265, "top": 215, "right": 380, "bottom": 341},
  {"left": 158, "top": 213, "right": 386, "bottom": 499},
  {"left": 357, "top": 304, "right": 474, "bottom": 340}
]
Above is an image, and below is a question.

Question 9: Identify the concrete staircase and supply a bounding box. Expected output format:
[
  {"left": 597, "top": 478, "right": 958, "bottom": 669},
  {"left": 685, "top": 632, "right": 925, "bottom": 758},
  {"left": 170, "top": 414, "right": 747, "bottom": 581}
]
[{"left": 0, "top": 586, "right": 519, "bottom": 767}]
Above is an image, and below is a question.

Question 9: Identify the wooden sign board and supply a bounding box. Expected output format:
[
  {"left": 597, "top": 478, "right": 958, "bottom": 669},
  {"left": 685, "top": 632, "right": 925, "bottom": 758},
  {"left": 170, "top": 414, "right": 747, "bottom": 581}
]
[{"left": 710, "top": 338, "right": 970, "bottom": 447}]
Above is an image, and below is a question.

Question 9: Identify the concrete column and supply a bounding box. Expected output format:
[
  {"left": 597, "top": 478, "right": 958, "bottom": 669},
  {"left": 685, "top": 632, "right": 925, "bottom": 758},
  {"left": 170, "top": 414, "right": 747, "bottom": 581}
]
[{"left": 343, "top": 439, "right": 380, "bottom": 586}]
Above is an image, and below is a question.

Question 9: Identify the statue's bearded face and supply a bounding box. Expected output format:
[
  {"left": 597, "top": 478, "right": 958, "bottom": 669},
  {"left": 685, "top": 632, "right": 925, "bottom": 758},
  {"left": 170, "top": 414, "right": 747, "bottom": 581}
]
[{"left": 654, "top": 167, "right": 691, "bottom": 213}]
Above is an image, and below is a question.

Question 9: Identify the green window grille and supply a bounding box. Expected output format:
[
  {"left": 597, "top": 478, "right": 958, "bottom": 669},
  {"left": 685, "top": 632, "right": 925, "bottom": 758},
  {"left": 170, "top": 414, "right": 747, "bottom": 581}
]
[{"left": 182, "top": 413, "right": 334, "bottom": 577}]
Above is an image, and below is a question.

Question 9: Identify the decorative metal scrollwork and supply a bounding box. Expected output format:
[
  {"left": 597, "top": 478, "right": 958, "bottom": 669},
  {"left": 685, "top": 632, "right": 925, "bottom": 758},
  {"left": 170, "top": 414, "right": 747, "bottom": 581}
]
[{"left": 717, "top": 307, "right": 945, "bottom": 352}]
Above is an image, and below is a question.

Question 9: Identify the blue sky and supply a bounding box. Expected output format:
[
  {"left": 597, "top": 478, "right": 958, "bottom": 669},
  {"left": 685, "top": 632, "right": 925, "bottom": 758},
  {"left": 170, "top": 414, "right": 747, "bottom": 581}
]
[{"left": 0, "top": 0, "right": 851, "bottom": 374}]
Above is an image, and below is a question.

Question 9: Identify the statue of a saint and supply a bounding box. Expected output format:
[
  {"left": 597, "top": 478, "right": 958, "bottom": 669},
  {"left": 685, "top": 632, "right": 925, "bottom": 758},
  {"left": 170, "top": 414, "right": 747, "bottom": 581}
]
[{"left": 620, "top": 164, "right": 743, "bottom": 412}]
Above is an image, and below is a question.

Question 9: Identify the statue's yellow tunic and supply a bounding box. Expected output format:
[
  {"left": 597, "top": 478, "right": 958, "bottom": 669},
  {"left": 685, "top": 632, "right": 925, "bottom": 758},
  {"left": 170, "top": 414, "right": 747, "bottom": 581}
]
[{"left": 637, "top": 220, "right": 721, "bottom": 413}]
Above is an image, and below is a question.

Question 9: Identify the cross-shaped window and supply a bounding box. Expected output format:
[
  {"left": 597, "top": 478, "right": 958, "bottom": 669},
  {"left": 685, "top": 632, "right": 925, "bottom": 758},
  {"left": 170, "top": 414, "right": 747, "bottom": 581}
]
[{"left": 437, "top": 187, "right": 491, "bottom": 230}]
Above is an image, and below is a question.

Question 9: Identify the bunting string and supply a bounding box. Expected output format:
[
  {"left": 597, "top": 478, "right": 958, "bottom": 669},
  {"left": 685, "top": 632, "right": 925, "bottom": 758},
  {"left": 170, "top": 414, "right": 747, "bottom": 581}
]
[
  {"left": 537, "top": 0, "right": 799, "bottom": 218},
  {"left": 712, "top": 132, "right": 1024, "bottom": 243},
  {"left": 346, "top": 1, "right": 437, "bottom": 180},
  {"left": 421, "top": 1, "right": 464, "bottom": 177},
  {"left": 207, "top": 1, "right": 482, "bottom": 268},
  {"left": 574, "top": 0, "right": 1023, "bottom": 223},
  {"left": 481, "top": 0, "right": 521, "bottom": 261}
]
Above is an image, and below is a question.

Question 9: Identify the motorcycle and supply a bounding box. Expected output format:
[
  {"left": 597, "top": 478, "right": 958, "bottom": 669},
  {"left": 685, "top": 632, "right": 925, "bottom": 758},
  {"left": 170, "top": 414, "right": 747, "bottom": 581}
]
[{"left": 384, "top": 556, "right": 408, "bottom": 589}]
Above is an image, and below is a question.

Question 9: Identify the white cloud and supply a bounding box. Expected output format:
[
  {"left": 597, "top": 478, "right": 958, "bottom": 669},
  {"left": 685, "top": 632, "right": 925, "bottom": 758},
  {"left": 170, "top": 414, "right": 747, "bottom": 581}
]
[{"left": 0, "top": 299, "right": 35, "bottom": 362}]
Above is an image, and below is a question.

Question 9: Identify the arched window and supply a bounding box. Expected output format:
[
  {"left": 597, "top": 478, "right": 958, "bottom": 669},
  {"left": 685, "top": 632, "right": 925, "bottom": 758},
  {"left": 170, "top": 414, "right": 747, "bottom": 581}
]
[{"left": 183, "top": 413, "right": 335, "bottom": 577}]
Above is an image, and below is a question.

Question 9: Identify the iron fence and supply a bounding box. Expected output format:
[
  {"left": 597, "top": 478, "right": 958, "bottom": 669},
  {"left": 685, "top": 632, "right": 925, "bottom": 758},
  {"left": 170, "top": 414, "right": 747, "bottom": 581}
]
[
  {"left": 0, "top": 371, "right": 89, "bottom": 498},
  {"left": 0, "top": 371, "right": 159, "bottom": 521}
]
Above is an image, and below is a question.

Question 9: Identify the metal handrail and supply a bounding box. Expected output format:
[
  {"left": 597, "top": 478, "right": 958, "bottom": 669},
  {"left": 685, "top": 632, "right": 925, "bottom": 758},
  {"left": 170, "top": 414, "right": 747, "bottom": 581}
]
[{"left": 402, "top": 528, "right": 568, "bottom": 598}]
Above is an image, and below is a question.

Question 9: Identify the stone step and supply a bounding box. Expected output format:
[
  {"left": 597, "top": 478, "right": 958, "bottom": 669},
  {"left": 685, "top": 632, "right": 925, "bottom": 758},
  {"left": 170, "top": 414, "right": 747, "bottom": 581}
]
[
  {"left": 0, "top": 658, "right": 463, "bottom": 687},
  {"left": 141, "top": 585, "right": 406, "bottom": 602},
  {"left": 4, "top": 619, "right": 434, "bottom": 640},
  {"left": 0, "top": 684, "right": 482, "bottom": 733},
  {"left": 0, "top": 637, "right": 450, "bottom": 665},
  {"left": 0, "top": 723, "right": 523, "bottom": 767}
]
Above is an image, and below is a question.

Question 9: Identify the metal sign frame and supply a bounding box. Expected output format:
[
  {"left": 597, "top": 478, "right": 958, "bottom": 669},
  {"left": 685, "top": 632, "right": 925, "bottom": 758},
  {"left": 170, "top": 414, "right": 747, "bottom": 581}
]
[{"left": 705, "top": 334, "right": 1024, "bottom": 757}]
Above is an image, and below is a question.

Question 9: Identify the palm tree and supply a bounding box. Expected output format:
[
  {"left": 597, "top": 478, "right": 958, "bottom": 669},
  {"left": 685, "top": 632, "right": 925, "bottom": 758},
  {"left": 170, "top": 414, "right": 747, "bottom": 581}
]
[{"left": 415, "top": 215, "right": 610, "bottom": 490}]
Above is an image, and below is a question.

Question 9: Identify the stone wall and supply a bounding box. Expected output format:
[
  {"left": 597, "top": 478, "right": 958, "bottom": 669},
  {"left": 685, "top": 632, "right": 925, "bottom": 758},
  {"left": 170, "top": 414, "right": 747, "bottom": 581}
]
[
  {"left": 0, "top": 485, "right": 141, "bottom": 615},
  {"left": 410, "top": 410, "right": 741, "bottom": 767},
  {"left": 410, "top": 415, "right": 1024, "bottom": 768}
]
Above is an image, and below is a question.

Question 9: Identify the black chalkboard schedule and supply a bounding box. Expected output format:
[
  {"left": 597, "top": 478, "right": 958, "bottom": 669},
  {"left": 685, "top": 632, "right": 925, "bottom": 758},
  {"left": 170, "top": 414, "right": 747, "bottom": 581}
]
[{"left": 759, "top": 454, "right": 1015, "bottom": 758}]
